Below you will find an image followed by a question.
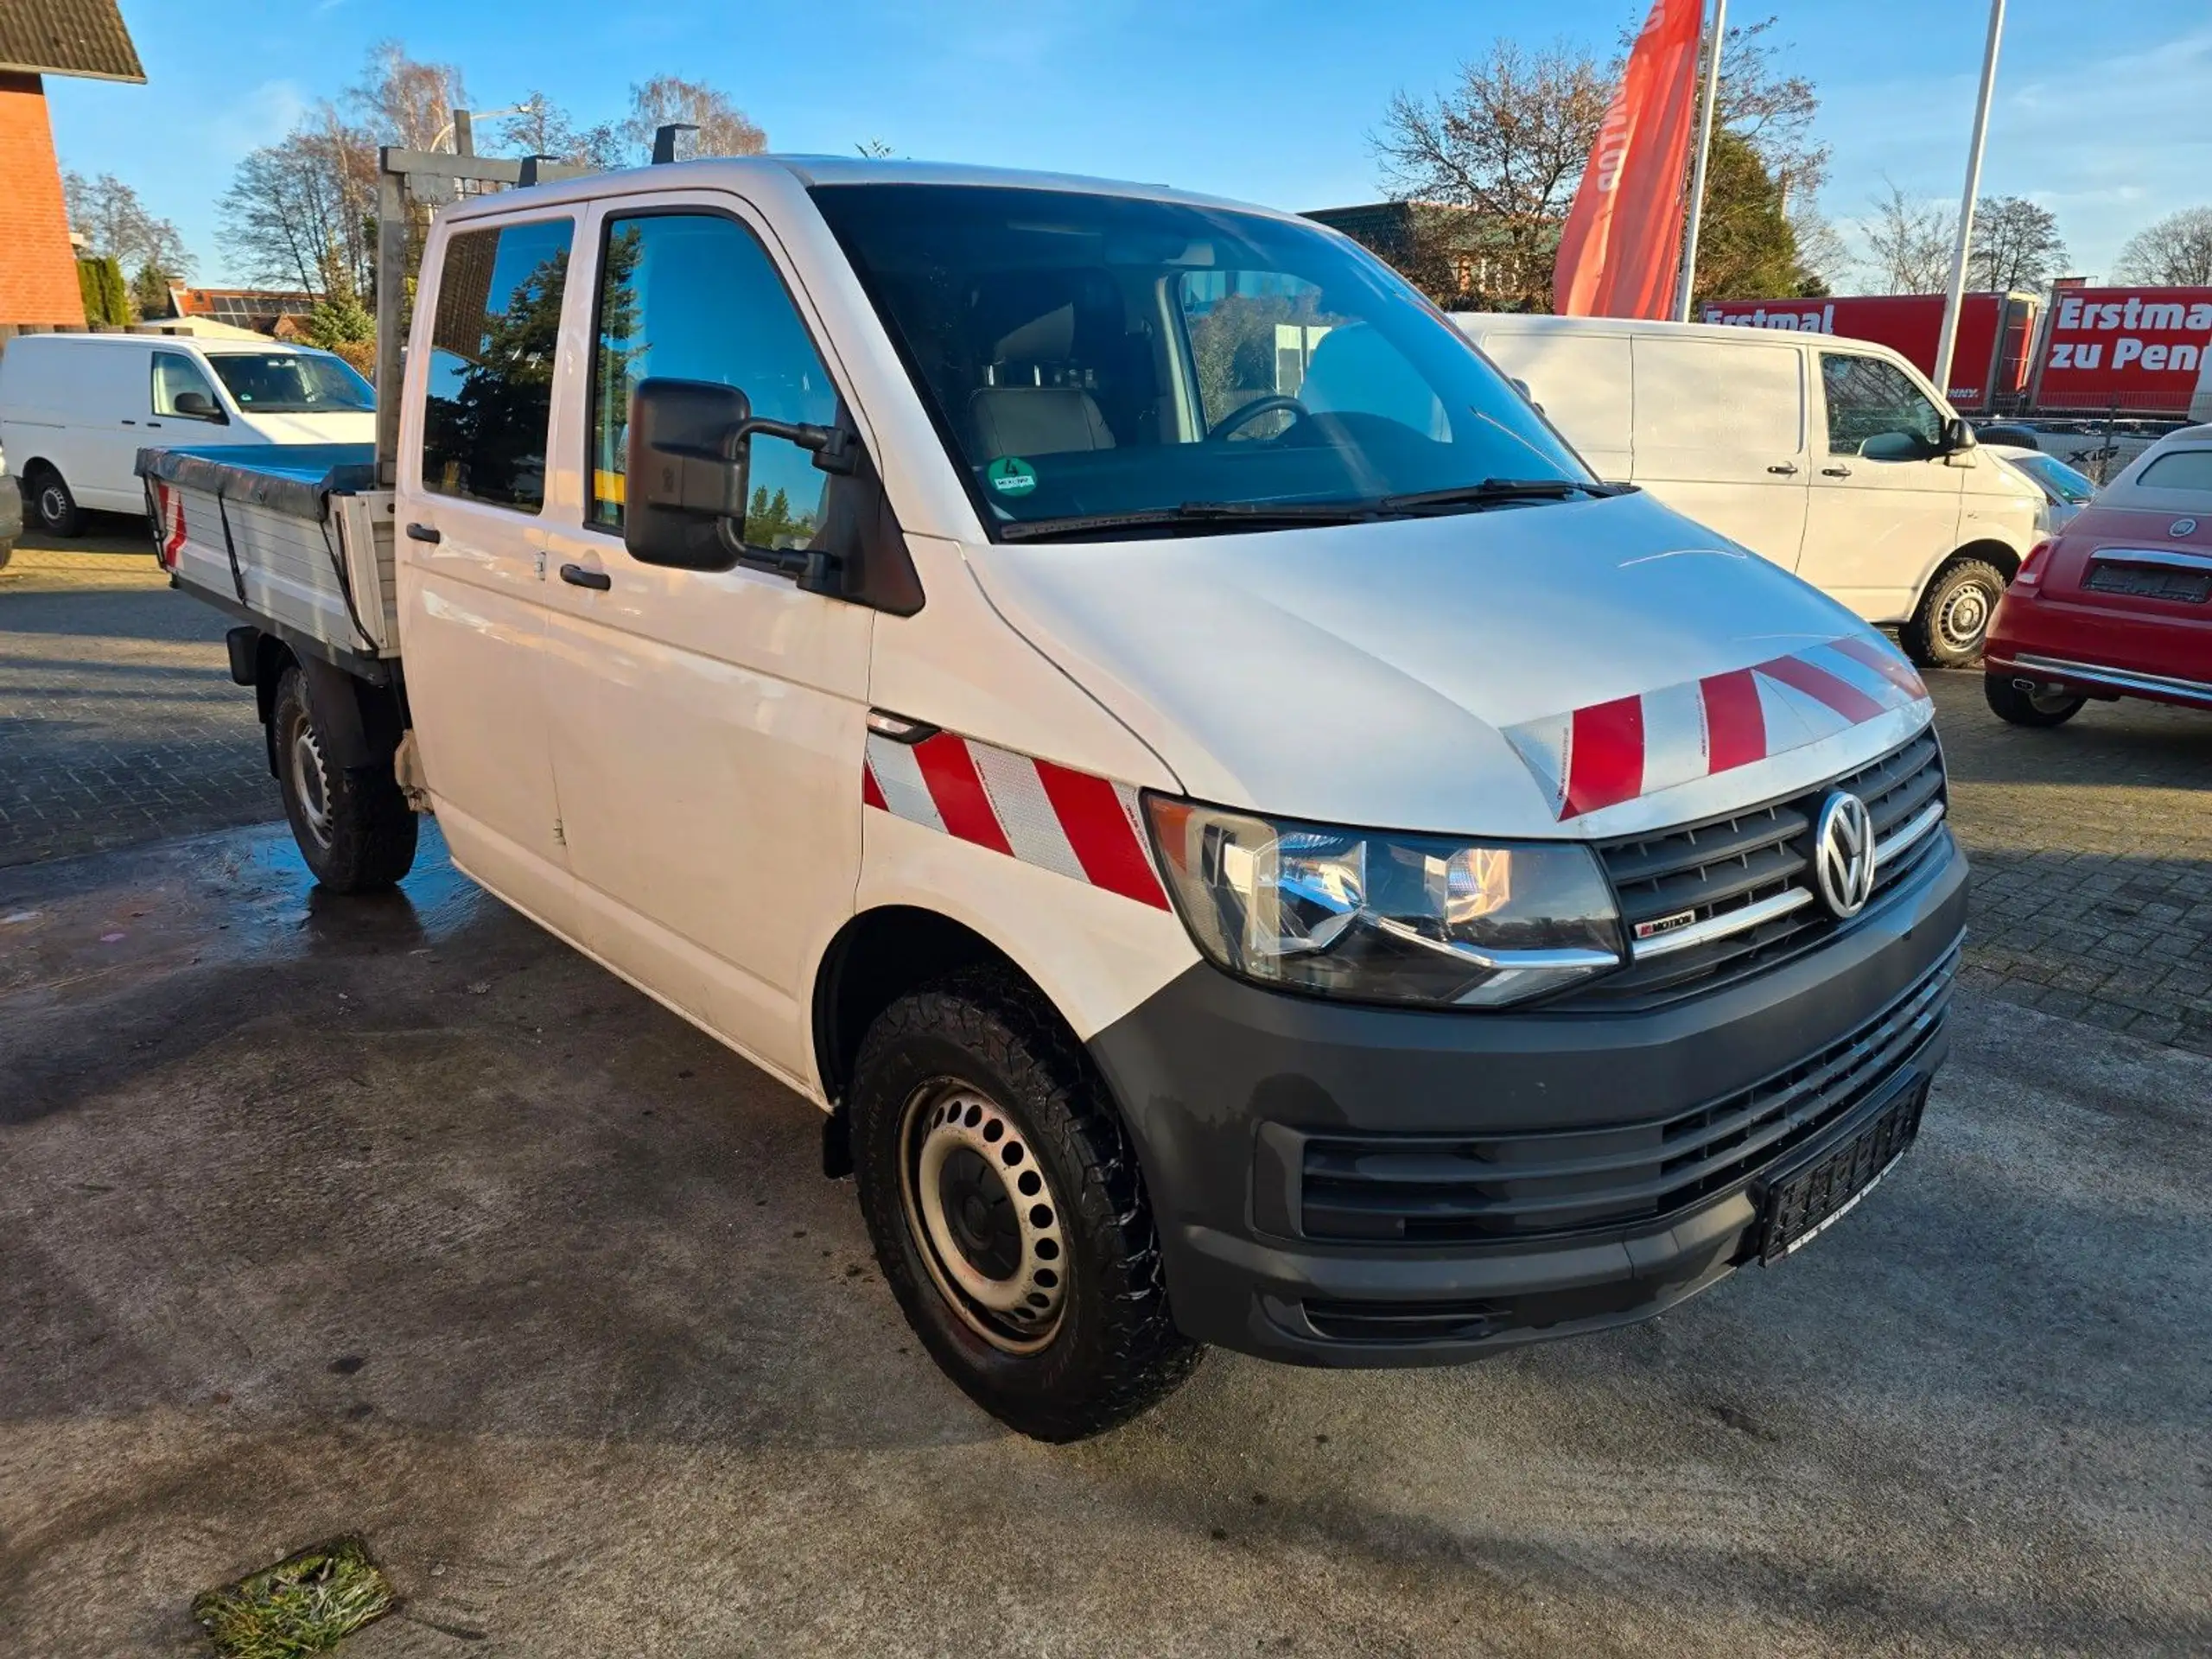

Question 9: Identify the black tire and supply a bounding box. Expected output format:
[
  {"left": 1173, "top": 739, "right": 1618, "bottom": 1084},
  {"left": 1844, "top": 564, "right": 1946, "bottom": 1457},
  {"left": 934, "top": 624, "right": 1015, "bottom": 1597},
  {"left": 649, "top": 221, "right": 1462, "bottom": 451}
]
[
  {"left": 1985, "top": 671, "right": 2085, "bottom": 728},
  {"left": 272, "top": 664, "right": 418, "bottom": 893},
  {"left": 850, "top": 967, "right": 1200, "bottom": 1441},
  {"left": 29, "top": 466, "right": 81, "bottom": 537},
  {"left": 1902, "top": 557, "right": 2006, "bottom": 668}
]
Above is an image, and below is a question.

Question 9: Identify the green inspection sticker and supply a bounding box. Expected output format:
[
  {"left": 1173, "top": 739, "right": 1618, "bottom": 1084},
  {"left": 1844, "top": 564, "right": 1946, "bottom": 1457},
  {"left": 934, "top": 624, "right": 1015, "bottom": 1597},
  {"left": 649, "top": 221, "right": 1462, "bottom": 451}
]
[{"left": 987, "top": 456, "right": 1038, "bottom": 496}]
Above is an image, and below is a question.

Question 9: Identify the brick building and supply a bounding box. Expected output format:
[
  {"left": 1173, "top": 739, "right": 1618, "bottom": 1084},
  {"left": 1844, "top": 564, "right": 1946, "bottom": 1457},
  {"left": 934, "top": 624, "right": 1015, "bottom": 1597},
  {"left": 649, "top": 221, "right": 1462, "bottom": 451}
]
[{"left": 0, "top": 1, "right": 145, "bottom": 330}]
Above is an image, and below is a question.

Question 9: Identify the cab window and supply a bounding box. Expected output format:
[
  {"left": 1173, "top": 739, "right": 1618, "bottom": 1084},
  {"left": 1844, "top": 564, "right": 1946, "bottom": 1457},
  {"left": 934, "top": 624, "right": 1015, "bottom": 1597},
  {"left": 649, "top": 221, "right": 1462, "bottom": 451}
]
[
  {"left": 421, "top": 218, "right": 573, "bottom": 512},
  {"left": 588, "top": 211, "right": 839, "bottom": 549},
  {"left": 1821, "top": 353, "right": 1943, "bottom": 461},
  {"left": 151, "top": 352, "right": 225, "bottom": 421}
]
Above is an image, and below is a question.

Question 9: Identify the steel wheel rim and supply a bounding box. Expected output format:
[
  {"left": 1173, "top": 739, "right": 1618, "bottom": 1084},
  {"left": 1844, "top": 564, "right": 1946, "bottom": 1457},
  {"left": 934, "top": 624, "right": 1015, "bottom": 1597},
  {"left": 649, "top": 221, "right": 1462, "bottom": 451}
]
[
  {"left": 289, "top": 717, "right": 334, "bottom": 848},
  {"left": 898, "top": 1079, "right": 1067, "bottom": 1354},
  {"left": 38, "top": 484, "right": 66, "bottom": 525},
  {"left": 1938, "top": 580, "right": 1993, "bottom": 652}
]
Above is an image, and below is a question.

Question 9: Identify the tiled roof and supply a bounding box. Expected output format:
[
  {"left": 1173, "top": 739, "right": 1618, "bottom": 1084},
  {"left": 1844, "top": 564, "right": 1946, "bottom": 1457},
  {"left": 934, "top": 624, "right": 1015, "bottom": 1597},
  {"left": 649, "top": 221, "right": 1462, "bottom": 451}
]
[{"left": 0, "top": 0, "right": 144, "bottom": 83}]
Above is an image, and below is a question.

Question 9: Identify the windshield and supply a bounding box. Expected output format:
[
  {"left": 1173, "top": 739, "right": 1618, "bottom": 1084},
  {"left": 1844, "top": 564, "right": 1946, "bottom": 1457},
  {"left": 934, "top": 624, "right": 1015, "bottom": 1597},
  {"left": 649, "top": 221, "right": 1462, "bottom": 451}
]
[
  {"left": 809, "top": 184, "right": 1591, "bottom": 537},
  {"left": 2011, "top": 452, "right": 2094, "bottom": 505},
  {"left": 207, "top": 351, "right": 373, "bottom": 415}
]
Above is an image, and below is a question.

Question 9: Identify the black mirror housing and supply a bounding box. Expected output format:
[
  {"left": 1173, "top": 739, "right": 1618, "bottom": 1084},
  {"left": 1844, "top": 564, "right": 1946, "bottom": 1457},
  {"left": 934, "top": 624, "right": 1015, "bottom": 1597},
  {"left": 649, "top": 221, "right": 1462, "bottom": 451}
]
[
  {"left": 1942, "top": 415, "right": 1976, "bottom": 454},
  {"left": 625, "top": 378, "right": 752, "bottom": 571}
]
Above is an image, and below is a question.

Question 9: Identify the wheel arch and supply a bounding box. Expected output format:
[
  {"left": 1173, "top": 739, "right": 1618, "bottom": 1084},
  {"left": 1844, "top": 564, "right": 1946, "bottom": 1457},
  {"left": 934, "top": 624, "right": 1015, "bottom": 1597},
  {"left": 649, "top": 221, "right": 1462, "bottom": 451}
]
[{"left": 1917, "top": 537, "right": 2021, "bottom": 605}]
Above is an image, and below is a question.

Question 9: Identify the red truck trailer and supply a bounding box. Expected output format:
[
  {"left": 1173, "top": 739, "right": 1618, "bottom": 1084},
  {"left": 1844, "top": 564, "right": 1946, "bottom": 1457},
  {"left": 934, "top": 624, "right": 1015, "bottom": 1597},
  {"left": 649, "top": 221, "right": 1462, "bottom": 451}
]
[
  {"left": 1695, "top": 292, "right": 2036, "bottom": 411},
  {"left": 2026, "top": 285, "right": 2212, "bottom": 419}
]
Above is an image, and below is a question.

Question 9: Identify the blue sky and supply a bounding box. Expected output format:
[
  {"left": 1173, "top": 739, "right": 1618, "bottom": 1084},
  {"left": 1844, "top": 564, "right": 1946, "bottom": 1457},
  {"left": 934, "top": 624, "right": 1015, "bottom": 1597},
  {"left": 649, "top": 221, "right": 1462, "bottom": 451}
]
[{"left": 44, "top": 0, "right": 2212, "bottom": 289}]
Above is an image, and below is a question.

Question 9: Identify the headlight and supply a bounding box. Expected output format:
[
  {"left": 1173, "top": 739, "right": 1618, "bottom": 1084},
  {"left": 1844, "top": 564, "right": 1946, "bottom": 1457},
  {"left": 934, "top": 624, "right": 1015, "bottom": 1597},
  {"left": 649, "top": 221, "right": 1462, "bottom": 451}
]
[{"left": 1145, "top": 798, "right": 1623, "bottom": 1008}]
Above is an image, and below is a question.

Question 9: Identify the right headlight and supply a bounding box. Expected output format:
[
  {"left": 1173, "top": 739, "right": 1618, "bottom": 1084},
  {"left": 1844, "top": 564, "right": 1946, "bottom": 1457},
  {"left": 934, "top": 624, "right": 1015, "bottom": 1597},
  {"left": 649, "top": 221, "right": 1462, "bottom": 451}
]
[{"left": 1145, "top": 797, "right": 1624, "bottom": 1009}]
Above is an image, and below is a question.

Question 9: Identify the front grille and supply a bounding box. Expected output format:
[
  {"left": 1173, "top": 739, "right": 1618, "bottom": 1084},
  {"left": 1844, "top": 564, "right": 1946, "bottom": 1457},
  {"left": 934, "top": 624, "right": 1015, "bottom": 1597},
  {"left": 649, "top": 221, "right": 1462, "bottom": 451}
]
[
  {"left": 1299, "top": 944, "right": 1955, "bottom": 1245},
  {"left": 1576, "top": 729, "right": 1948, "bottom": 1007}
]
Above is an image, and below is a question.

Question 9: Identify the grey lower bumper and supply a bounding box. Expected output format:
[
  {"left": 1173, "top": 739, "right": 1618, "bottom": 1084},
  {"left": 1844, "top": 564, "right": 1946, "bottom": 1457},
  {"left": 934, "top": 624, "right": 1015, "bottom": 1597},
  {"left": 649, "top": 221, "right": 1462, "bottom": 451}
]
[{"left": 1086, "top": 832, "right": 1969, "bottom": 1366}]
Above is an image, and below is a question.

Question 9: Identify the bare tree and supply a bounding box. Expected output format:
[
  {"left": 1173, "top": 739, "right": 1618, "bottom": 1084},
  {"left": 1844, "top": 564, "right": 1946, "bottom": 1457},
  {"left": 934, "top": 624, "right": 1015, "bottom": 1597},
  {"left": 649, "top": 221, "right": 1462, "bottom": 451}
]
[
  {"left": 63, "top": 170, "right": 193, "bottom": 318},
  {"left": 1371, "top": 41, "right": 1610, "bottom": 308},
  {"left": 216, "top": 105, "right": 376, "bottom": 300},
  {"left": 1708, "top": 16, "right": 1828, "bottom": 203},
  {"left": 2113, "top": 206, "right": 2212, "bottom": 286},
  {"left": 1968, "top": 196, "right": 2067, "bottom": 291},
  {"left": 621, "top": 77, "right": 767, "bottom": 162},
  {"left": 350, "top": 39, "right": 467, "bottom": 151},
  {"left": 494, "top": 93, "right": 625, "bottom": 170},
  {"left": 1863, "top": 181, "right": 1955, "bottom": 294}
]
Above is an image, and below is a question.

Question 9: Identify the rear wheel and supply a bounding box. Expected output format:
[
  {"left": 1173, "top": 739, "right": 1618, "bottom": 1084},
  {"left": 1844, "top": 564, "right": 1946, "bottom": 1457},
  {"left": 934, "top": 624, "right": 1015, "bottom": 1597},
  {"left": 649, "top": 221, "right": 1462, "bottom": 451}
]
[
  {"left": 1902, "top": 557, "right": 2006, "bottom": 668},
  {"left": 1985, "top": 672, "right": 2086, "bottom": 728},
  {"left": 29, "top": 467, "right": 81, "bottom": 537},
  {"left": 272, "top": 664, "right": 418, "bottom": 892},
  {"left": 850, "top": 967, "right": 1199, "bottom": 1441}
]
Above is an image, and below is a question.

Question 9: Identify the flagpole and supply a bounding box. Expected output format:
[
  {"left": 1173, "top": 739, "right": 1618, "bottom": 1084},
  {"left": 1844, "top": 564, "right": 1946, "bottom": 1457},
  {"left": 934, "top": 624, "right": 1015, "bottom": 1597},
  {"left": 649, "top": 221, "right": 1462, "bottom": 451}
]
[
  {"left": 1673, "top": 0, "right": 1726, "bottom": 321},
  {"left": 1934, "top": 0, "right": 2005, "bottom": 397}
]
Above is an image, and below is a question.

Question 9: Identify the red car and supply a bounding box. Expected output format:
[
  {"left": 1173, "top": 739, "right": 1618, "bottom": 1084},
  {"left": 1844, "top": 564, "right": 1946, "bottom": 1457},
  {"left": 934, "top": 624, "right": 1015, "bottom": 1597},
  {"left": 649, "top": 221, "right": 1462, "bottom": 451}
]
[{"left": 1985, "top": 423, "right": 2212, "bottom": 725}]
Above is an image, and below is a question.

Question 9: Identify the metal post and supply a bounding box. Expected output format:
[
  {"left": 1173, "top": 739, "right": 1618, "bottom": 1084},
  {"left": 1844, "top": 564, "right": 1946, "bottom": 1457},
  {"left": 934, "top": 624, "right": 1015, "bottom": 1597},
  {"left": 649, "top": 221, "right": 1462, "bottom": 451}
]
[
  {"left": 1673, "top": 0, "right": 1727, "bottom": 322},
  {"left": 1935, "top": 0, "right": 2006, "bottom": 397},
  {"left": 453, "top": 107, "right": 474, "bottom": 157},
  {"left": 373, "top": 153, "right": 408, "bottom": 488}
]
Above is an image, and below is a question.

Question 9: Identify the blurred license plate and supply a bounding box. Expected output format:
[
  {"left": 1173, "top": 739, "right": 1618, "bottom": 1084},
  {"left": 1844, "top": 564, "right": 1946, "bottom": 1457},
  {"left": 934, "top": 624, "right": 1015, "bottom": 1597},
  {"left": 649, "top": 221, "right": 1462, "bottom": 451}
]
[{"left": 1757, "top": 1083, "right": 1925, "bottom": 1264}]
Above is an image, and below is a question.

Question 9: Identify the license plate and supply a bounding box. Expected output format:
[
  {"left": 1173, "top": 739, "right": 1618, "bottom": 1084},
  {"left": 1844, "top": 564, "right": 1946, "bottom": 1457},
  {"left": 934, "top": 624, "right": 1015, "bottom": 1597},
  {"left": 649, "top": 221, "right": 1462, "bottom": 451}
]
[{"left": 1756, "top": 1083, "right": 1925, "bottom": 1264}]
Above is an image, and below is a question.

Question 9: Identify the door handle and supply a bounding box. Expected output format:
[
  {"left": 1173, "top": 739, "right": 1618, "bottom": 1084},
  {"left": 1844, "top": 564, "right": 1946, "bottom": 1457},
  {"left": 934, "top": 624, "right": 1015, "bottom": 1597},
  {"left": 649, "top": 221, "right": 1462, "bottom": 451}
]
[
  {"left": 1767, "top": 462, "right": 1800, "bottom": 475},
  {"left": 121, "top": 417, "right": 136, "bottom": 425},
  {"left": 405, "top": 522, "right": 442, "bottom": 543},
  {"left": 1821, "top": 464, "right": 1853, "bottom": 478},
  {"left": 560, "top": 563, "right": 612, "bottom": 591}
]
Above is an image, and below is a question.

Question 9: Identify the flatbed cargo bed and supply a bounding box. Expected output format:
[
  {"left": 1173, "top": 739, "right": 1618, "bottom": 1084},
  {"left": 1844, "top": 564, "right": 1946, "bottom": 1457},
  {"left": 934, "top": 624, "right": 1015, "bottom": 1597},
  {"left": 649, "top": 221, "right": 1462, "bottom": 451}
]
[{"left": 137, "top": 442, "right": 399, "bottom": 671}]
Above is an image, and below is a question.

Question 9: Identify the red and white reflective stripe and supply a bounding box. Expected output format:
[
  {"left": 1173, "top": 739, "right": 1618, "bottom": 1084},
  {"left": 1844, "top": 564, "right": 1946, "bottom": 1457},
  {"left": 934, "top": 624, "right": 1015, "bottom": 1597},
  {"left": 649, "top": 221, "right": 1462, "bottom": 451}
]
[
  {"left": 862, "top": 729, "right": 1170, "bottom": 910},
  {"left": 1505, "top": 635, "right": 1930, "bottom": 820},
  {"left": 152, "top": 482, "right": 188, "bottom": 569}
]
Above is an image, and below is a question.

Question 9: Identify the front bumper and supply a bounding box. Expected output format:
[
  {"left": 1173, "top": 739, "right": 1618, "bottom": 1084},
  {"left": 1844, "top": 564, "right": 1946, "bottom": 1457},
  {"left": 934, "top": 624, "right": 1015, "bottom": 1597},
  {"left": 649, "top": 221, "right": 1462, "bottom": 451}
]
[{"left": 1086, "top": 829, "right": 1968, "bottom": 1366}]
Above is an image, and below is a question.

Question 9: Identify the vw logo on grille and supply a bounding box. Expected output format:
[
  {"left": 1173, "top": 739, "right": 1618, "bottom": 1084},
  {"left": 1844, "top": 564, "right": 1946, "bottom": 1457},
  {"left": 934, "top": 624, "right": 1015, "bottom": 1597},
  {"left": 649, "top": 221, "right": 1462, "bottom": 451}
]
[{"left": 1814, "top": 791, "right": 1878, "bottom": 918}]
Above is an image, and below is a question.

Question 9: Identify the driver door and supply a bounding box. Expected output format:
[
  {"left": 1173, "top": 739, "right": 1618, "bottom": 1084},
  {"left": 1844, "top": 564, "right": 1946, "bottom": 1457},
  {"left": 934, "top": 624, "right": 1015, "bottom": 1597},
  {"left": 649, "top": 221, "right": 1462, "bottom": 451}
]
[{"left": 1799, "top": 351, "right": 1966, "bottom": 621}]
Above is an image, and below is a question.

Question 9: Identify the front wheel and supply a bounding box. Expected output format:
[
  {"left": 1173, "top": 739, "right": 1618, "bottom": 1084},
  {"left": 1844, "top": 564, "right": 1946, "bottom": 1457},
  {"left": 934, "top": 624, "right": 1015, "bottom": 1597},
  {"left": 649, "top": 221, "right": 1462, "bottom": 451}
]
[
  {"left": 1902, "top": 557, "right": 2006, "bottom": 668},
  {"left": 850, "top": 968, "right": 1200, "bottom": 1441},
  {"left": 272, "top": 664, "right": 418, "bottom": 893},
  {"left": 1985, "top": 672, "right": 2085, "bottom": 728}
]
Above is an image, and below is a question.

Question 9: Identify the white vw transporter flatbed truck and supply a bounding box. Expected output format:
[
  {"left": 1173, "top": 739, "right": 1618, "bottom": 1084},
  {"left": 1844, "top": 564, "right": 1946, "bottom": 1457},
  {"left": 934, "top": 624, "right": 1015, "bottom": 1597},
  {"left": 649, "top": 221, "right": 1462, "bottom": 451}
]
[{"left": 140, "top": 149, "right": 1965, "bottom": 1440}]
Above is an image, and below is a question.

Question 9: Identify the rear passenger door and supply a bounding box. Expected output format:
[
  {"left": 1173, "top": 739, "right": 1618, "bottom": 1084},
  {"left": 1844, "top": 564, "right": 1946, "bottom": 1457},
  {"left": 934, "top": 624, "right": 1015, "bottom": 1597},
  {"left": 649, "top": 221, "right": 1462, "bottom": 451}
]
[
  {"left": 535, "top": 198, "right": 873, "bottom": 1084},
  {"left": 1800, "top": 351, "right": 1967, "bottom": 621},
  {"left": 1629, "top": 335, "right": 1809, "bottom": 569},
  {"left": 395, "top": 215, "right": 579, "bottom": 925}
]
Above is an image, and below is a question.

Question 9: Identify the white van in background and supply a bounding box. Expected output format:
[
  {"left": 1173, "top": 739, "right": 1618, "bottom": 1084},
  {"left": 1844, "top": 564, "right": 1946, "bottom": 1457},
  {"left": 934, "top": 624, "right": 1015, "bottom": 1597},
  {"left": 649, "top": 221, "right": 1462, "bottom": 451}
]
[
  {"left": 0, "top": 334, "right": 373, "bottom": 537},
  {"left": 1457, "top": 314, "right": 2044, "bottom": 667}
]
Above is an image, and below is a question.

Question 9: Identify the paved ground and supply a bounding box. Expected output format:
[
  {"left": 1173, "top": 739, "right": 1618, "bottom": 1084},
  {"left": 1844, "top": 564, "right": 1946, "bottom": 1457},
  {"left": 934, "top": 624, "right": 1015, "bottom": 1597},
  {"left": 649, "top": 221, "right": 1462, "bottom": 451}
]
[
  {"left": 0, "top": 518, "right": 271, "bottom": 870},
  {"left": 0, "top": 822, "right": 2206, "bottom": 1656}
]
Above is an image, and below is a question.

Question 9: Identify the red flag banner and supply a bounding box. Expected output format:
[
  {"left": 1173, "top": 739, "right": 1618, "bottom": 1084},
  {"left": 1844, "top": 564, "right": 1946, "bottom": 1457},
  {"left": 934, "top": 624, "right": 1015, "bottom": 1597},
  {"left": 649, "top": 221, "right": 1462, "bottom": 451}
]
[{"left": 1553, "top": 0, "right": 1706, "bottom": 318}]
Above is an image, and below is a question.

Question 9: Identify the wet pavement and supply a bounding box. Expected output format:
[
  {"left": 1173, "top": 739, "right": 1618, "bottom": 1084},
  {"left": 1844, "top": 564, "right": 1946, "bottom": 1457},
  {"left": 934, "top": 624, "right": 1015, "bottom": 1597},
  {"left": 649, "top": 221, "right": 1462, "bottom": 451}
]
[{"left": 2, "top": 822, "right": 2207, "bottom": 1655}]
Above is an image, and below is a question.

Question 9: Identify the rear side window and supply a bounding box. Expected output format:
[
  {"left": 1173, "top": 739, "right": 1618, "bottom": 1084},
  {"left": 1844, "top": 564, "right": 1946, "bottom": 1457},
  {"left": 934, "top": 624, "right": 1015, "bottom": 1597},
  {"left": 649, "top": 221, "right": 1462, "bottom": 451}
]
[
  {"left": 2135, "top": 449, "right": 2212, "bottom": 493},
  {"left": 151, "top": 352, "right": 223, "bottom": 421},
  {"left": 588, "top": 211, "right": 839, "bottom": 543},
  {"left": 421, "top": 219, "right": 573, "bottom": 512}
]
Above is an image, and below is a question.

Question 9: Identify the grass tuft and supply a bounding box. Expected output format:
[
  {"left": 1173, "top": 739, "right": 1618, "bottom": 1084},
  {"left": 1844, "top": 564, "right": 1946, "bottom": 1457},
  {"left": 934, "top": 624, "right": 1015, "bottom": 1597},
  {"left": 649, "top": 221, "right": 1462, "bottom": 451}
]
[{"left": 191, "top": 1535, "right": 397, "bottom": 1658}]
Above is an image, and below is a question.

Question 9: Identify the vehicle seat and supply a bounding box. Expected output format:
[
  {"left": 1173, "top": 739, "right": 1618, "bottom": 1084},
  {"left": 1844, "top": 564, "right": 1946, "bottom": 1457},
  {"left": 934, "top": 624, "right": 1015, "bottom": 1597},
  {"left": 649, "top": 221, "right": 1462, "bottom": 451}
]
[{"left": 969, "top": 385, "right": 1116, "bottom": 459}]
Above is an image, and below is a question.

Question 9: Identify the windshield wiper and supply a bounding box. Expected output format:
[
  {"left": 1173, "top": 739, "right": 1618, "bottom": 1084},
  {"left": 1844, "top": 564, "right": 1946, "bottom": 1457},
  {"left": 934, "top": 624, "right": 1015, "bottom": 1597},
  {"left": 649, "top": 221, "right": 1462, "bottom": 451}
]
[
  {"left": 996, "top": 499, "right": 1380, "bottom": 542},
  {"left": 1376, "top": 478, "right": 1631, "bottom": 513}
]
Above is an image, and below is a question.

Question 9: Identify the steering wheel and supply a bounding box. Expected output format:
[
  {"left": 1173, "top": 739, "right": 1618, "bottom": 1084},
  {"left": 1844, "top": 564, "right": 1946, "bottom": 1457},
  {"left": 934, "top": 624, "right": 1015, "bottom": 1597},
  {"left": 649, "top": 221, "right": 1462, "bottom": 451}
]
[{"left": 1206, "top": 394, "right": 1309, "bottom": 442}]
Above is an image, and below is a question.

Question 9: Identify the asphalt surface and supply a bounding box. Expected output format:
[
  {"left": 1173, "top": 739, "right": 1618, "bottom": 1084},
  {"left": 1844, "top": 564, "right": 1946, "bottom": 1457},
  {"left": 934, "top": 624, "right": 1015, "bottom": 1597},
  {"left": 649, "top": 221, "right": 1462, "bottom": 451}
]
[{"left": 1, "top": 818, "right": 2207, "bottom": 1656}]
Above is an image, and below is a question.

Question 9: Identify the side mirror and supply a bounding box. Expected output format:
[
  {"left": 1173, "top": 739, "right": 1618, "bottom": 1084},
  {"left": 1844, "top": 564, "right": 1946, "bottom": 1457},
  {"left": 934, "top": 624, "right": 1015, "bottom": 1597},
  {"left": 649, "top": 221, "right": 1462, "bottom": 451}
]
[
  {"left": 622, "top": 377, "right": 924, "bottom": 614},
  {"left": 1941, "top": 415, "right": 1978, "bottom": 466},
  {"left": 174, "top": 391, "right": 226, "bottom": 422},
  {"left": 625, "top": 378, "right": 753, "bottom": 571}
]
